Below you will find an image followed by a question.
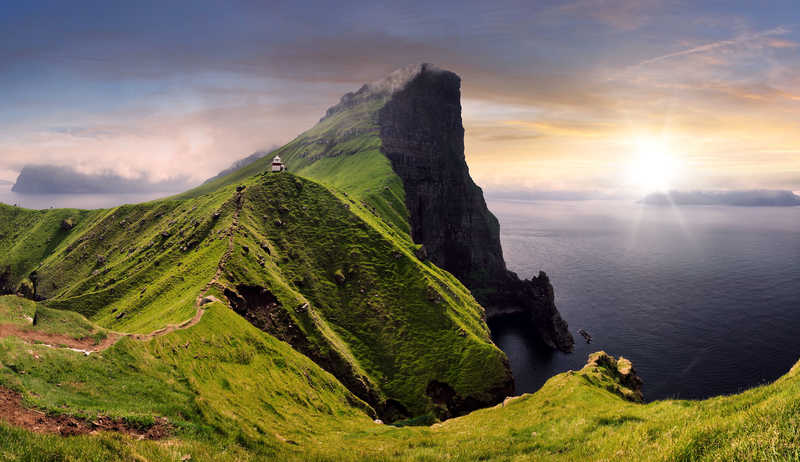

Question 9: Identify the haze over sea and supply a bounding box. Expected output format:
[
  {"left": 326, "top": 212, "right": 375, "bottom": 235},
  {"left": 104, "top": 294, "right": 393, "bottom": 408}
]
[
  {"left": 488, "top": 198, "right": 800, "bottom": 401},
  {"left": 0, "top": 185, "right": 170, "bottom": 210}
]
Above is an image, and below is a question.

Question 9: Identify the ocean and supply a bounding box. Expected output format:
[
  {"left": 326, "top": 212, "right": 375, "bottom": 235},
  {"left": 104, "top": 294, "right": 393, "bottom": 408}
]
[{"left": 487, "top": 199, "right": 800, "bottom": 401}]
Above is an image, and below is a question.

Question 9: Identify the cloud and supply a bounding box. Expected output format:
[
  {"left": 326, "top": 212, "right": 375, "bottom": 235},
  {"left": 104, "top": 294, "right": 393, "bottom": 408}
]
[
  {"left": 768, "top": 39, "right": 800, "bottom": 49},
  {"left": 0, "top": 1, "right": 798, "bottom": 195},
  {"left": 636, "top": 26, "right": 790, "bottom": 66},
  {"left": 502, "top": 119, "right": 617, "bottom": 138},
  {"left": 555, "top": 0, "right": 662, "bottom": 31}
]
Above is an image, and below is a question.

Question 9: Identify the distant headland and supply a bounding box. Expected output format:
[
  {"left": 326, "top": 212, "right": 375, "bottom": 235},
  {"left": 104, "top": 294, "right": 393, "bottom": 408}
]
[
  {"left": 641, "top": 190, "right": 800, "bottom": 207},
  {"left": 11, "top": 165, "right": 192, "bottom": 194}
]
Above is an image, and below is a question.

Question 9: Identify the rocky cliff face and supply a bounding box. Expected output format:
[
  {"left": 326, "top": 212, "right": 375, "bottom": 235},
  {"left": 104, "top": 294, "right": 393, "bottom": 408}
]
[{"left": 376, "top": 64, "right": 574, "bottom": 352}]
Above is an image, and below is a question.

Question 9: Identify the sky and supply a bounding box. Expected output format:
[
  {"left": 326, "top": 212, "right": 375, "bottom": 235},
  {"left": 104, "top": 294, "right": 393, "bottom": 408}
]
[{"left": 1, "top": 0, "right": 799, "bottom": 195}]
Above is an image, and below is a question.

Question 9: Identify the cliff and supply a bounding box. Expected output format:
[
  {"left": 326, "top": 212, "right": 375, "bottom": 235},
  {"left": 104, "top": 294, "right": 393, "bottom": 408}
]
[{"left": 375, "top": 64, "right": 573, "bottom": 351}]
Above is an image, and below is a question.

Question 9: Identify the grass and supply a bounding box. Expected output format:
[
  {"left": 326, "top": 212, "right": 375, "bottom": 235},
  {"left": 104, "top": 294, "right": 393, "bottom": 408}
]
[
  {"left": 0, "top": 297, "right": 376, "bottom": 459},
  {"left": 2, "top": 298, "right": 798, "bottom": 462},
  {"left": 0, "top": 171, "right": 512, "bottom": 422},
  {"left": 0, "top": 295, "right": 107, "bottom": 341}
]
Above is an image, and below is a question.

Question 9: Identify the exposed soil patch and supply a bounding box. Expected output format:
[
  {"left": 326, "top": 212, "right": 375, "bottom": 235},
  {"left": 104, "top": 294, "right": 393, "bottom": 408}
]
[
  {"left": 0, "top": 387, "right": 170, "bottom": 438},
  {"left": 225, "top": 285, "right": 284, "bottom": 333},
  {"left": 0, "top": 324, "right": 119, "bottom": 353}
]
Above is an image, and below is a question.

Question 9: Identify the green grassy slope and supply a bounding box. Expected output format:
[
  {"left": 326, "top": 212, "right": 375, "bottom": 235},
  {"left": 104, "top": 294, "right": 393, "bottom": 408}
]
[
  {"left": 0, "top": 296, "right": 374, "bottom": 461},
  {"left": 20, "top": 190, "right": 231, "bottom": 333},
  {"left": 0, "top": 204, "right": 101, "bottom": 294},
  {"left": 1, "top": 292, "right": 798, "bottom": 462},
  {"left": 0, "top": 171, "right": 511, "bottom": 421},
  {"left": 297, "top": 352, "right": 800, "bottom": 462},
  {"left": 221, "top": 173, "right": 509, "bottom": 418},
  {"left": 0, "top": 169, "right": 797, "bottom": 459}
]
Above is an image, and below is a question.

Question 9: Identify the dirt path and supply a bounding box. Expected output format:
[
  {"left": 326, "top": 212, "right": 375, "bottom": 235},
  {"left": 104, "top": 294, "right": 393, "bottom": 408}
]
[
  {"left": 0, "top": 189, "right": 245, "bottom": 355},
  {"left": 0, "top": 386, "right": 170, "bottom": 438},
  {"left": 0, "top": 324, "right": 120, "bottom": 354},
  {"left": 201, "top": 188, "right": 243, "bottom": 295},
  {"left": 124, "top": 300, "right": 211, "bottom": 342}
]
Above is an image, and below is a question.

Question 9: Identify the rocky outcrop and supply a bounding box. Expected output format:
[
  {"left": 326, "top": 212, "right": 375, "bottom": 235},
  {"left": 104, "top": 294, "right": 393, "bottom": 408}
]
[
  {"left": 583, "top": 352, "right": 644, "bottom": 402},
  {"left": 0, "top": 267, "right": 14, "bottom": 296},
  {"left": 375, "top": 64, "right": 574, "bottom": 352}
]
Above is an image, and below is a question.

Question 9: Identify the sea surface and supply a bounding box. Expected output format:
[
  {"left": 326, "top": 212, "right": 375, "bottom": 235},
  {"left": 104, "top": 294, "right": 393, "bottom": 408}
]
[
  {"left": 487, "top": 199, "right": 800, "bottom": 401},
  {"left": 0, "top": 185, "right": 172, "bottom": 210}
]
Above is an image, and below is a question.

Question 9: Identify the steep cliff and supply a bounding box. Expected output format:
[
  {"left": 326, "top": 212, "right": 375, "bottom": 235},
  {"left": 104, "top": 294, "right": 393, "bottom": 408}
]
[{"left": 312, "top": 64, "right": 573, "bottom": 351}]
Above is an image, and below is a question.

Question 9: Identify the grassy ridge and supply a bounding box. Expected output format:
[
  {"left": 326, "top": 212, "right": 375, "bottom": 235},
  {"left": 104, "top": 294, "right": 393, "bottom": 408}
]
[
  {"left": 175, "top": 95, "right": 412, "bottom": 237},
  {"left": 29, "top": 190, "right": 232, "bottom": 333},
  {"left": 0, "top": 171, "right": 511, "bottom": 421}
]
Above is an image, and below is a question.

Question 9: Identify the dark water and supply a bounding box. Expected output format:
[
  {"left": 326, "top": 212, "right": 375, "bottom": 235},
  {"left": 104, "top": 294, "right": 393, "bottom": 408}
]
[
  {"left": 0, "top": 185, "right": 170, "bottom": 210},
  {"left": 487, "top": 199, "right": 800, "bottom": 401}
]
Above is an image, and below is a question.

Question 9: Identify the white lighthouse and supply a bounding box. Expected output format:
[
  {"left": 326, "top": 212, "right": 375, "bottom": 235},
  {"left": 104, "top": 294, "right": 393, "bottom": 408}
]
[{"left": 271, "top": 155, "right": 286, "bottom": 173}]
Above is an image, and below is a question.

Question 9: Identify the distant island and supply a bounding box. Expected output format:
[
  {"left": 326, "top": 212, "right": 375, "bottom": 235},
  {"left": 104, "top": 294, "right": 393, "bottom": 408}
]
[
  {"left": 641, "top": 190, "right": 800, "bottom": 207},
  {"left": 0, "top": 179, "right": 13, "bottom": 186},
  {"left": 12, "top": 165, "right": 192, "bottom": 194}
]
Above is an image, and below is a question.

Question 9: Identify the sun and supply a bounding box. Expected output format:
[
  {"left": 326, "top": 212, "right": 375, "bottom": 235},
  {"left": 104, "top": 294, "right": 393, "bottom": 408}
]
[{"left": 625, "top": 137, "right": 680, "bottom": 192}]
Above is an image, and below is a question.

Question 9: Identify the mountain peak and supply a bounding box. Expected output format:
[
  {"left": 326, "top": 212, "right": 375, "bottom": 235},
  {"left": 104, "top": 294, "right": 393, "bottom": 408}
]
[{"left": 321, "top": 63, "right": 456, "bottom": 121}]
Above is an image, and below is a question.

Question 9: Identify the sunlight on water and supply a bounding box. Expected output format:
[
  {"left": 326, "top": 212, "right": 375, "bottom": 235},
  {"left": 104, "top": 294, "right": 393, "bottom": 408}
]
[{"left": 488, "top": 199, "right": 800, "bottom": 400}]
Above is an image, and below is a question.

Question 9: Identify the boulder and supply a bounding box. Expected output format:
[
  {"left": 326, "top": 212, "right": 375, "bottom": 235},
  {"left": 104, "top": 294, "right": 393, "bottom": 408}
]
[{"left": 60, "top": 218, "right": 75, "bottom": 231}]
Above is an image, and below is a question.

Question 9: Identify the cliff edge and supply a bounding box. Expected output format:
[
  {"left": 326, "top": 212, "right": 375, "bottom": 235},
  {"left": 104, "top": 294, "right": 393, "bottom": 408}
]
[{"left": 375, "top": 64, "right": 574, "bottom": 351}]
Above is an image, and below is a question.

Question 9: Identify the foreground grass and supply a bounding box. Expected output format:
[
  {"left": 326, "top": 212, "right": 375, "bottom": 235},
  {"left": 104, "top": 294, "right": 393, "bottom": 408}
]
[
  {"left": 1, "top": 299, "right": 798, "bottom": 462},
  {"left": 298, "top": 356, "right": 800, "bottom": 462}
]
